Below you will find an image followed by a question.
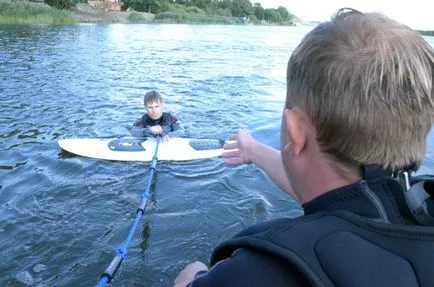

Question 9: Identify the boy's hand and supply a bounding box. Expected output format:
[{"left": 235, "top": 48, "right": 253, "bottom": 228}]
[
  {"left": 162, "top": 134, "right": 169, "bottom": 142},
  {"left": 150, "top": 125, "right": 163, "bottom": 135}
]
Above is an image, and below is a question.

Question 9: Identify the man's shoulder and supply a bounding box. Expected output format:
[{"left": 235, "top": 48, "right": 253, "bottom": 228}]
[
  {"left": 212, "top": 212, "right": 434, "bottom": 287},
  {"left": 233, "top": 218, "right": 294, "bottom": 237}
]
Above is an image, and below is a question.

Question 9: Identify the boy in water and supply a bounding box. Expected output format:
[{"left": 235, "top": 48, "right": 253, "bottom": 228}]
[{"left": 131, "top": 90, "right": 181, "bottom": 142}]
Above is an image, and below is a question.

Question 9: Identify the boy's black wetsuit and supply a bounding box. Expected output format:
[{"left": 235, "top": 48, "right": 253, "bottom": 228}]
[
  {"left": 189, "top": 169, "right": 434, "bottom": 286},
  {"left": 133, "top": 112, "right": 180, "bottom": 137}
]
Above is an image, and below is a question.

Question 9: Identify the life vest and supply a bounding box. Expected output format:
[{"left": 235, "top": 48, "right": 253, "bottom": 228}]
[{"left": 211, "top": 174, "right": 434, "bottom": 287}]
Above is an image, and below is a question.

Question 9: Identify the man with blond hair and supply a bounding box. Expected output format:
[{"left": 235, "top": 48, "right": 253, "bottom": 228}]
[{"left": 174, "top": 8, "right": 434, "bottom": 286}]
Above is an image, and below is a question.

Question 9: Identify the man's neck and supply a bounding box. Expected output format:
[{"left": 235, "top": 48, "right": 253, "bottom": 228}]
[{"left": 296, "top": 161, "right": 362, "bottom": 205}]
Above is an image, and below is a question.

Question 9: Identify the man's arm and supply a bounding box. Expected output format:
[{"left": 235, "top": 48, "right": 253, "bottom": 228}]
[{"left": 222, "top": 129, "right": 299, "bottom": 202}]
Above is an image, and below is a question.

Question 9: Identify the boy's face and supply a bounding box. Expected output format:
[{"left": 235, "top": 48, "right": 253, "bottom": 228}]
[{"left": 145, "top": 100, "right": 164, "bottom": 120}]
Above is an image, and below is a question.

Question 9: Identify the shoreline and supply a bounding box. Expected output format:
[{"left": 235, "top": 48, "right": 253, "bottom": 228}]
[
  {"left": 71, "top": 4, "right": 296, "bottom": 25},
  {"left": 1, "top": 1, "right": 433, "bottom": 34},
  {"left": 0, "top": 2, "right": 295, "bottom": 26}
]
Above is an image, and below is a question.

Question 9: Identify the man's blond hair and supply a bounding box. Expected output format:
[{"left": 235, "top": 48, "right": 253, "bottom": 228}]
[{"left": 286, "top": 8, "right": 434, "bottom": 171}]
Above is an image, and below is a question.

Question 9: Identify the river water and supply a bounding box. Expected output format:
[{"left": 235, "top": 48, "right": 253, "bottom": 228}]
[{"left": 1, "top": 24, "right": 433, "bottom": 286}]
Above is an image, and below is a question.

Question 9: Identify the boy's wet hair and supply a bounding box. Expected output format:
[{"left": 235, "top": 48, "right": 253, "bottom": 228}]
[
  {"left": 144, "top": 90, "right": 163, "bottom": 106},
  {"left": 286, "top": 8, "right": 434, "bottom": 171}
]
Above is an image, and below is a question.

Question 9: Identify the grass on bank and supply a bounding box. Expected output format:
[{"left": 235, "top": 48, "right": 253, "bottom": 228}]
[
  {"left": 0, "top": 1, "right": 76, "bottom": 24},
  {"left": 127, "top": 3, "right": 241, "bottom": 25},
  {"left": 151, "top": 3, "right": 290, "bottom": 25},
  {"left": 154, "top": 12, "right": 241, "bottom": 24},
  {"left": 127, "top": 11, "right": 241, "bottom": 25}
]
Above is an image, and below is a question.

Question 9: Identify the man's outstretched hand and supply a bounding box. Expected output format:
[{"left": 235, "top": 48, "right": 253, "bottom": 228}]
[{"left": 222, "top": 129, "right": 255, "bottom": 165}]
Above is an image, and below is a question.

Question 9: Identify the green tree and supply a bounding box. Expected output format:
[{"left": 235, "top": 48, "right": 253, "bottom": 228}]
[
  {"left": 264, "top": 8, "right": 282, "bottom": 22},
  {"left": 231, "top": 0, "right": 252, "bottom": 17},
  {"left": 44, "top": 0, "right": 74, "bottom": 9},
  {"left": 277, "top": 5, "right": 291, "bottom": 21},
  {"left": 210, "top": 0, "right": 232, "bottom": 16},
  {"left": 174, "top": 0, "right": 189, "bottom": 5},
  {"left": 215, "top": 0, "right": 231, "bottom": 10},
  {"left": 249, "top": 13, "right": 259, "bottom": 23},
  {"left": 123, "top": 0, "right": 170, "bottom": 13},
  {"left": 253, "top": 2, "right": 264, "bottom": 20},
  {"left": 190, "top": 0, "right": 212, "bottom": 9}
]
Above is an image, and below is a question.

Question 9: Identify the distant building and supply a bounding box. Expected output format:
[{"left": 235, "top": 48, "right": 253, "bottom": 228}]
[
  {"left": 292, "top": 16, "right": 320, "bottom": 27},
  {"left": 88, "top": 0, "right": 123, "bottom": 12}
]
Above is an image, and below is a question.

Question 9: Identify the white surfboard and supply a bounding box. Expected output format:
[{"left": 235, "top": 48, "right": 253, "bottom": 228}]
[{"left": 58, "top": 137, "right": 226, "bottom": 161}]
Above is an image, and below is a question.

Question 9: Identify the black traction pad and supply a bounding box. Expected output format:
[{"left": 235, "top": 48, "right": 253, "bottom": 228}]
[
  {"left": 108, "top": 138, "right": 146, "bottom": 152},
  {"left": 107, "top": 138, "right": 223, "bottom": 152},
  {"left": 189, "top": 139, "right": 224, "bottom": 150}
]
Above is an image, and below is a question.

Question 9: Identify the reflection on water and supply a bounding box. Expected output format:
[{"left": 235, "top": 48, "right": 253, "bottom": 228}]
[{"left": 58, "top": 149, "right": 80, "bottom": 159}]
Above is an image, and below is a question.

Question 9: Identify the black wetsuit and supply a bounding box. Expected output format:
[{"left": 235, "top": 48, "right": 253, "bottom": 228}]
[
  {"left": 133, "top": 112, "right": 180, "bottom": 137},
  {"left": 188, "top": 170, "right": 434, "bottom": 286}
]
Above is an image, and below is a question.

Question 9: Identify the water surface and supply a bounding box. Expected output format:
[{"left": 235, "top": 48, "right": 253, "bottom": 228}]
[{"left": 0, "top": 24, "right": 433, "bottom": 286}]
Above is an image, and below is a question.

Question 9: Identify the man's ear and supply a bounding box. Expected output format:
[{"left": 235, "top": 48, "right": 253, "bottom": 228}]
[{"left": 283, "top": 108, "right": 307, "bottom": 156}]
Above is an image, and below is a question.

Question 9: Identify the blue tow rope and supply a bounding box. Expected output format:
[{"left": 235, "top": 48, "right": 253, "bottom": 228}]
[{"left": 97, "top": 137, "right": 161, "bottom": 287}]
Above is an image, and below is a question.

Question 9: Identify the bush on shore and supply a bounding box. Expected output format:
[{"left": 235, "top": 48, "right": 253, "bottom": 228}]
[
  {"left": 45, "top": 0, "right": 74, "bottom": 10},
  {"left": 0, "top": 1, "right": 76, "bottom": 24},
  {"left": 154, "top": 11, "right": 241, "bottom": 24},
  {"left": 127, "top": 12, "right": 152, "bottom": 23}
]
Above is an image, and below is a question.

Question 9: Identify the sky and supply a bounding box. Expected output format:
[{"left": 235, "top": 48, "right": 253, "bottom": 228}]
[{"left": 256, "top": 0, "right": 434, "bottom": 30}]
